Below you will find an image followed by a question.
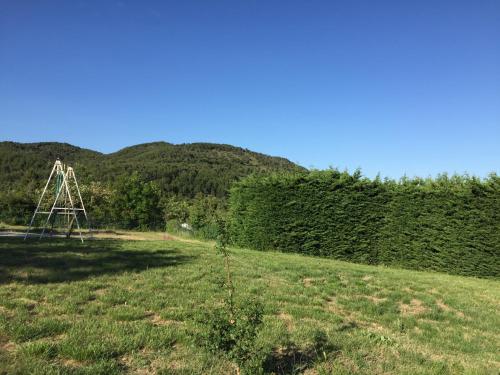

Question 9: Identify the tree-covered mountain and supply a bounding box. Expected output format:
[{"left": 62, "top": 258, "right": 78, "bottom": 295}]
[{"left": 0, "top": 141, "right": 305, "bottom": 197}]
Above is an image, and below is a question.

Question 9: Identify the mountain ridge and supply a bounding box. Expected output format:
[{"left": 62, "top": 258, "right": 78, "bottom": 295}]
[{"left": 0, "top": 141, "right": 306, "bottom": 197}]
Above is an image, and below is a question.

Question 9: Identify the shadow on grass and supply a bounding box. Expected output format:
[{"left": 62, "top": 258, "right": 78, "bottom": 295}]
[
  {"left": 0, "top": 238, "right": 195, "bottom": 284},
  {"left": 264, "top": 332, "right": 340, "bottom": 374}
]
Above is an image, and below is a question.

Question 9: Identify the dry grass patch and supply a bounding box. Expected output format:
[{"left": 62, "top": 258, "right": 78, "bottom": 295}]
[
  {"left": 399, "top": 299, "right": 428, "bottom": 316},
  {"left": 337, "top": 274, "right": 349, "bottom": 286},
  {"left": 366, "top": 295, "right": 387, "bottom": 304},
  {"left": 93, "top": 288, "right": 107, "bottom": 297},
  {"left": 436, "top": 299, "right": 465, "bottom": 318},
  {"left": 146, "top": 311, "right": 181, "bottom": 326},
  {"left": 303, "top": 278, "right": 313, "bottom": 287},
  {"left": 0, "top": 340, "right": 16, "bottom": 353},
  {"left": 325, "top": 296, "right": 343, "bottom": 315},
  {"left": 277, "top": 312, "right": 294, "bottom": 331},
  {"left": 303, "top": 277, "right": 325, "bottom": 287},
  {"left": 0, "top": 306, "right": 13, "bottom": 317},
  {"left": 61, "top": 358, "right": 86, "bottom": 369},
  {"left": 368, "top": 322, "right": 386, "bottom": 333}
]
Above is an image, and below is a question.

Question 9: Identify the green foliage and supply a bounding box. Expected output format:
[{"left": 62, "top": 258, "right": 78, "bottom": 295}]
[
  {"left": 161, "top": 195, "right": 190, "bottom": 223},
  {"left": 200, "top": 301, "right": 265, "bottom": 374},
  {"left": 189, "top": 194, "right": 226, "bottom": 239},
  {"left": 79, "top": 182, "right": 114, "bottom": 226},
  {"left": 162, "top": 194, "right": 227, "bottom": 239},
  {"left": 0, "top": 190, "right": 35, "bottom": 225},
  {"left": 110, "top": 173, "right": 162, "bottom": 230},
  {"left": 0, "top": 141, "right": 302, "bottom": 230},
  {"left": 199, "top": 217, "right": 265, "bottom": 374},
  {"left": 0, "top": 141, "right": 303, "bottom": 198},
  {"left": 229, "top": 170, "right": 500, "bottom": 277}
]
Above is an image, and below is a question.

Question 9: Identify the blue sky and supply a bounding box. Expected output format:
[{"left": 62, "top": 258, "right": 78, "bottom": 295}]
[{"left": 1, "top": 0, "right": 499, "bottom": 178}]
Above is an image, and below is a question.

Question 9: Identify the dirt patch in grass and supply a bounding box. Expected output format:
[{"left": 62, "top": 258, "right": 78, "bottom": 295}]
[
  {"left": 51, "top": 333, "right": 67, "bottom": 342},
  {"left": 436, "top": 299, "right": 451, "bottom": 312},
  {"left": 62, "top": 358, "right": 86, "bottom": 368},
  {"left": 366, "top": 295, "right": 387, "bottom": 304},
  {"left": 0, "top": 305, "right": 13, "bottom": 317},
  {"left": 325, "top": 296, "right": 354, "bottom": 318},
  {"left": 93, "top": 232, "right": 142, "bottom": 241},
  {"left": 166, "top": 359, "right": 185, "bottom": 371},
  {"left": 93, "top": 288, "right": 107, "bottom": 297},
  {"left": 369, "top": 322, "right": 386, "bottom": 332},
  {"left": 325, "top": 297, "right": 360, "bottom": 325},
  {"left": 413, "top": 326, "right": 423, "bottom": 334},
  {"left": 399, "top": 299, "right": 428, "bottom": 316},
  {"left": 277, "top": 312, "right": 294, "bottom": 331},
  {"left": 303, "top": 278, "right": 313, "bottom": 287},
  {"left": 326, "top": 297, "right": 343, "bottom": 315},
  {"left": 362, "top": 275, "right": 373, "bottom": 282},
  {"left": 91, "top": 230, "right": 205, "bottom": 244},
  {"left": 0, "top": 340, "right": 16, "bottom": 353},
  {"left": 303, "top": 277, "right": 325, "bottom": 288},
  {"left": 120, "top": 353, "right": 136, "bottom": 369},
  {"left": 134, "top": 364, "right": 153, "bottom": 374},
  {"left": 338, "top": 274, "right": 349, "bottom": 286},
  {"left": 146, "top": 311, "right": 181, "bottom": 326},
  {"left": 436, "top": 299, "right": 465, "bottom": 318},
  {"left": 16, "top": 297, "right": 38, "bottom": 307}
]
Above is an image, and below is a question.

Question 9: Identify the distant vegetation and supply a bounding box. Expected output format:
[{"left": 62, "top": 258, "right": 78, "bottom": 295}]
[
  {"left": 2, "top": 141, "right": 499, "bottom": 278},
  {"left": 0, "top": 141, "right": 304, "bottom": 230},
  {"left": 229, "top": 170, "right": 500, "bottom": 278}
]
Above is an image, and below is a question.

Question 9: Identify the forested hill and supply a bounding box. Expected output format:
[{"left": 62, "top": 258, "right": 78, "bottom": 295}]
[{"left": 0, "top": 141, "right": 305, "bottom": 197}]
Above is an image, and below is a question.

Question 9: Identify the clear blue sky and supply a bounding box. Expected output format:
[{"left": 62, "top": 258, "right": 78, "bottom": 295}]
[{"left": 1, "top": 0, "right": 499, "bottom": 178}]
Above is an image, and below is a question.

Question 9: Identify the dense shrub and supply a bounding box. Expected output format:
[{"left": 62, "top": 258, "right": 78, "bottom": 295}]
[{"left": 229, "top": 170, "right": 500, "bottom": 277}]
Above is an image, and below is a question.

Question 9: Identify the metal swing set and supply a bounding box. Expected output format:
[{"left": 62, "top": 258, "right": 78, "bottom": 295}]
[{"left": 24, "top": 159, "right": 91, "bottom": 242}]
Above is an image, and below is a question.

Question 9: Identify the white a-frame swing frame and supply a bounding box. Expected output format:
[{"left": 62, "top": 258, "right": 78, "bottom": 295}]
[{"left": 24, "top": 159, "right": 91, "bottom": 242}]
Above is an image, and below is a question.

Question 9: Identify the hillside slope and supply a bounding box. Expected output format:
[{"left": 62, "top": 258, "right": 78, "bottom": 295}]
[
  {"left": 0, "top": 141, "right": 305, "bottom": 197},
  {"left": 0, "top": 237, "right": 498, "bottom": 374}
]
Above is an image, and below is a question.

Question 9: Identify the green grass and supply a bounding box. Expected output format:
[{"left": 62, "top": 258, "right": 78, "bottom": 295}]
[{"left": 0, "top": 237, "right": 498, "bottom": 374}]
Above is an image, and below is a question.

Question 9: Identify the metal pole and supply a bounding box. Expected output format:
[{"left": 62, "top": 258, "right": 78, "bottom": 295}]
[
  {"left": 25, "top": 160, "right": 59, "bottom": 240},
  {"left": 63, "top": 169, "right": 83, "bottom": 243},
  {"left": 39, "top": 167, "right": 66, "bottom": 239},
  {"left": 69, "top": 167, "right": 92, "bottom": 235}
]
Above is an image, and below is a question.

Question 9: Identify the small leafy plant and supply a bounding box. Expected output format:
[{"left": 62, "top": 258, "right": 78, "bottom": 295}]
[{"left": 199, "top": 217, "right": 265, "bottom": 374}]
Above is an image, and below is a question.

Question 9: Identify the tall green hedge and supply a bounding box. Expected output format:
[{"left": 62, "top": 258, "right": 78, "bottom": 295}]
[{"left": 229, "top": 170, "right": 500, "bottom": 277}]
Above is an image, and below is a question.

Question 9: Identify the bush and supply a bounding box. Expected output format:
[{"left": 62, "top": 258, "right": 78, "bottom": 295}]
[
  {"left": 200, "top": 300, "right": 265, "bottom": 374},
  {"left": 199, "top": 217, "right": 266, "bottom": 374}
]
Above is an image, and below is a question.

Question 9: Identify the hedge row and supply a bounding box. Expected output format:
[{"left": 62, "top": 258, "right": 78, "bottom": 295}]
[{"left": 229, "top": 170, "right": 500, "bottom": 277}]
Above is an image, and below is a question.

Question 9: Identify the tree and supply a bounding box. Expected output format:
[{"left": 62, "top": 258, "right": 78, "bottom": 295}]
[{"left": 111, "top": 173, "right": 161, "bottom": 229}]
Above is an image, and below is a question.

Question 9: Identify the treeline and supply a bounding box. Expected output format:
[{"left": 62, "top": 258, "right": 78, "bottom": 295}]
[
  {"left": 0, "top": 141, "right": 304, "bottom": 198},
  {"left": 229, "top": 170, "right": 500, "bottom": 277},
  {"left": 0, "top": 173, "right": 226, "bottom": 239},
  {"left": 0, "top": 141, "right": 302, "bottom": 237}
]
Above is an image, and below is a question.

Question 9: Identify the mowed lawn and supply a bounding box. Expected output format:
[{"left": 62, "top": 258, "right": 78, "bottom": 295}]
[{"left": 0, "top": 237, "right": 498, "bottom": 374}]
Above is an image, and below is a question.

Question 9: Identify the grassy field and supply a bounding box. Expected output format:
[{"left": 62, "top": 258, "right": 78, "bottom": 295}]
[{"left": 0, "top": 236, "right": 498, "bottom": 374}]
